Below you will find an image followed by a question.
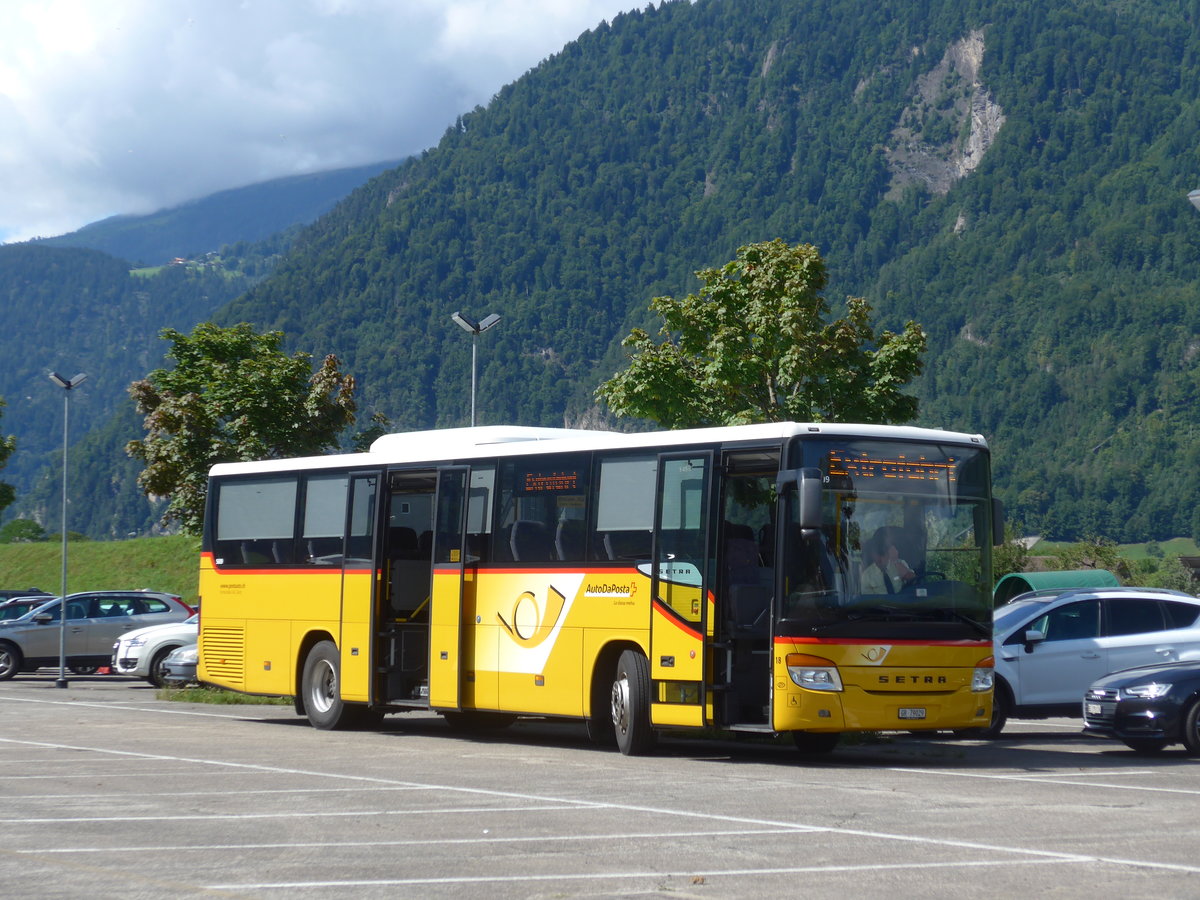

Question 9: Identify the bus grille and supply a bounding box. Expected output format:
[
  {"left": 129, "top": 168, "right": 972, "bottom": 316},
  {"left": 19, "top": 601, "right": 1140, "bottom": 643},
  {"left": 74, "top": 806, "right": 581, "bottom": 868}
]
[{"left": 201, "top": 626, "right": 245, "bottom": 688}]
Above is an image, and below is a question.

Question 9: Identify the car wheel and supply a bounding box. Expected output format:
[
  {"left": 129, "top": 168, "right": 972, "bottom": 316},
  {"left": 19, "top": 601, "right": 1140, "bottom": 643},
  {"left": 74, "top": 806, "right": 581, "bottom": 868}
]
[
  {"left": 611, "top": 649, "right": 655, "bottom": 755},
  {"left": 0, "top": 642, "right": 22, "bottom": 681},
  {"left": 1121, "top": 737, "right": 1169, "bottom": 754},
  {"left": 148, "top": 646, "right": 179, "bottom": 688},
  {"left": 1181, "top": 698, "right": 1200, "bottom": 756}
]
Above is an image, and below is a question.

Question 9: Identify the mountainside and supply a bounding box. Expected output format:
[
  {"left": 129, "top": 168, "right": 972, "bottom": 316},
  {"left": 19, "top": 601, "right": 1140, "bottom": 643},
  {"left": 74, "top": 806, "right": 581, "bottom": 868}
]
[
  {"left": 220, "top": 0, "right": 1200, "bottom": 542},
  {"left": 35, "top": 159, "right": 400, "bottom": 266},
  {"left": 6, "top": 0, "right": 1200, "bottom": 542},
  {"left": 0, "top": 162, "right": 400, "bottom": 535}
]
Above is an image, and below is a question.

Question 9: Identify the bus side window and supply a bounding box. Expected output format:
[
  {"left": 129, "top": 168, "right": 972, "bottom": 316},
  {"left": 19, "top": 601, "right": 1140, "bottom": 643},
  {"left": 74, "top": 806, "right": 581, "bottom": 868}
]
[{"left": 214, "top": 476, "right": 299, "bottom": 568}]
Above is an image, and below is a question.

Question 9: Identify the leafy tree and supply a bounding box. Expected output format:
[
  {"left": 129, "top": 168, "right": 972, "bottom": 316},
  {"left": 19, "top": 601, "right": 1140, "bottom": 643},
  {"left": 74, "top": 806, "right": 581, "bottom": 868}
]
[
  {"left": 0, "top": 518, "right": 44, "bottom": 543},
  {"left": 1050, "top": 536, "right": 1130, "bottom": 581},
  {"left": 127, "top": 322, "right": 357, "bottom": 534},
  {"left": 991, "top": 524, "right": 1032, "bottom": 584},
  {"left": 0, "top": 397, "right": 13, "bottom": 515},
  {"left": 596, "top": 240, "right": 926, "bottom": 428}
]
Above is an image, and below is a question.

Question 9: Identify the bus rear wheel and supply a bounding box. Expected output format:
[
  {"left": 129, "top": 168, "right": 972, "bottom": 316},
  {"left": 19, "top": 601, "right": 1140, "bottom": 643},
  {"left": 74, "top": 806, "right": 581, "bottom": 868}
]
[
  {"left": 611, "top": 649, "right": 655, "bottom": 756},
  {"left": 301, "top": 640, "right": 371, "bottom": 730}
]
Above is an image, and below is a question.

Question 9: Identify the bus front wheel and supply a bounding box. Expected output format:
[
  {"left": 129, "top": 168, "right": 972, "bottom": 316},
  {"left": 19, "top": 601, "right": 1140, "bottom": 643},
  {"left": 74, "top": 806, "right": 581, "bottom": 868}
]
[
  {"left": 302, "top": 640, "right": 359, "bottom": 730},
  {"left": 611, "top": 649, "right": 655, "bottom": 755}
]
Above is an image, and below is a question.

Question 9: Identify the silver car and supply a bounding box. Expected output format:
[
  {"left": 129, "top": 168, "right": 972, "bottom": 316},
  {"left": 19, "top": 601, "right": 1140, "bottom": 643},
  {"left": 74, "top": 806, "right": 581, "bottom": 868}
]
[{"left": 0, "top": 591, "right": 194, "bottom": 679}]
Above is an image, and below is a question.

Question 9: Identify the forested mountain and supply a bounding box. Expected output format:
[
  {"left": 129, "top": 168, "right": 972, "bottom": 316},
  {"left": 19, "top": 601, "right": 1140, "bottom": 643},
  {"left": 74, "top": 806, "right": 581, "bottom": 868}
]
[
  {"left": 7, "top": 0, "right": 1200, "bottom": 542},
  {"left": 34, "top": 159, "right": 400, "bottom": 266},
  {"left": 221, "top": 0, "right": 1200, "bottom": 542}
]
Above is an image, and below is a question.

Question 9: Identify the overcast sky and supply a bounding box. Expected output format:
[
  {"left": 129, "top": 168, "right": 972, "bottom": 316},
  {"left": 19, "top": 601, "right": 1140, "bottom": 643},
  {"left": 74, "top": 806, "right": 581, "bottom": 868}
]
[{"left": 0, "top": 0, "right": 641, "bottom": 243}]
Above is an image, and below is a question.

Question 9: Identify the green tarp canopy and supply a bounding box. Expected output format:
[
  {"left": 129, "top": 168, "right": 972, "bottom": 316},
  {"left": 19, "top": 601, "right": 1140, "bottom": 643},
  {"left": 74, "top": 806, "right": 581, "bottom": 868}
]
[{"left": 993, "top": 569, "right": 1121, "bottom": 605}]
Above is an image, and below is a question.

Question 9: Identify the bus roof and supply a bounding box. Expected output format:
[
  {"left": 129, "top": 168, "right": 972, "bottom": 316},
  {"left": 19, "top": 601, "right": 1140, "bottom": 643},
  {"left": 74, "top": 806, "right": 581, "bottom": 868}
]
[{"left": 207, "top": 422, "right": 989, "bottom": 478}]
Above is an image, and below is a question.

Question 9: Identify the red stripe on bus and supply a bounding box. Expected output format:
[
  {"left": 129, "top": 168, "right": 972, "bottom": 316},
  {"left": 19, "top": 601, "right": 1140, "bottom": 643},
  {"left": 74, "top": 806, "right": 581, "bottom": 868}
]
[
  {"left": 652, "top": 598, "right": 701, "bottom": 640},
  {"left": 777, "top": 636, "right": 991, "bottom": 648}
]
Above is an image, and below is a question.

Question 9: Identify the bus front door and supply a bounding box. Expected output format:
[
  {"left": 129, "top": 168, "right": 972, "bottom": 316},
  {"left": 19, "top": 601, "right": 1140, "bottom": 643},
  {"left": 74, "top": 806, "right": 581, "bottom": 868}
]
[
  {"left": 649, "top": 452, "right": 712, "bottom": 729},
  {"left": 427, "top": 466, "right": 469, "bottom": 710}
]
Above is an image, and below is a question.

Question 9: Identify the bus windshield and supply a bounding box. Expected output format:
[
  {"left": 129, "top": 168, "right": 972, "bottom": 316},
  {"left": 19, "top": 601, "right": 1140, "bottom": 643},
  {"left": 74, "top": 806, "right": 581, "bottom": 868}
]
[{"left": 777, "top": 437, "right": 993, "bottom": 641}]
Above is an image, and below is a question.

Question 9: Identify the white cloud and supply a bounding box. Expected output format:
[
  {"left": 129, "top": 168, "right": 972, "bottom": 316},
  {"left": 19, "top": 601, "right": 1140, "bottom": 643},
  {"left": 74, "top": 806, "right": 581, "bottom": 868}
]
[{"left": 0, "top": 0, "right": 638, "bottom": 242}]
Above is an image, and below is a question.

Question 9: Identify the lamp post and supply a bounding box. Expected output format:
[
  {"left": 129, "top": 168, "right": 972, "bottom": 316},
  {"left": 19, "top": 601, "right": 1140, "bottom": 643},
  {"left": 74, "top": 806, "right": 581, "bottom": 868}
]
[
  {"left": 450, "top": 312, "right": 501, "bottom": 427},
  {"left": 48, "top": 371, "right": 86, "bottom": 689}
]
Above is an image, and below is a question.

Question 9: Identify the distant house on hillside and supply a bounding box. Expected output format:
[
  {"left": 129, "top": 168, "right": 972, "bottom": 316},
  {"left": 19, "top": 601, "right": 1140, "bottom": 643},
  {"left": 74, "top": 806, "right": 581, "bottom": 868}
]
[{"left": 1178, "top": 556, "right": 1200, "bottom": 584}]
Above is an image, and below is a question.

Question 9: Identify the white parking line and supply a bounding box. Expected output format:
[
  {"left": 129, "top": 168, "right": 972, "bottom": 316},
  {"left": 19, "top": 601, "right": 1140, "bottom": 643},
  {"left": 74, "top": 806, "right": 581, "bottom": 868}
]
[
  {"left": 891, "top": 766, "right": 1200, "bottom": 796},
  {"left": 3, "top": 734, "right": 1199, "bottom": 881},
  {"left": 208, "top": 857, "right": 1080, "bottom": 891},
  {"left": 25, "top": 828, "right": 808, "bottom": 855}
]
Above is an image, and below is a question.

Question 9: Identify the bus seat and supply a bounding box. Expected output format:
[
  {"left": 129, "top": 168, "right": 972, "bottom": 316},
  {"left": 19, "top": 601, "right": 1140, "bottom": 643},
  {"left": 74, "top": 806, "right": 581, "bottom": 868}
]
[
  {"left": 728, "top": 582, "right": 771, "bottom": 638},
  {"left": 389, "top": 526, "right": 419, "bottom": 559},
  {"left": 555, "top": 520, "right": 585, "bottom": 561},
  {"left": 510, "top": 520, "right": 554, "bottom": 561},
  {"left": 603, "top": 531, "right": 651, "bottom": 560}
]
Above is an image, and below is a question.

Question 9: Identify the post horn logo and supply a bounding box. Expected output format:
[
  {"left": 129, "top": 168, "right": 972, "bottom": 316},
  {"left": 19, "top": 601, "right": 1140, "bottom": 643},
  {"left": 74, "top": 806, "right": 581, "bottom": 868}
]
[{"left": 497, "top": 584, "right": 567, "bottom": 648}]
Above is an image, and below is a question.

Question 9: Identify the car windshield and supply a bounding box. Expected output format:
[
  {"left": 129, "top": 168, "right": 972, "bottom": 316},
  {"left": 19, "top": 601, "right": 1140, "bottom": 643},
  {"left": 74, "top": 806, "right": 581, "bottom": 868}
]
[
  {"left": 994, "top": 599, "right": 1052, "bottom": 633},
  {"left": 0, "top": 598, "right": 56, "bottom": 621}
]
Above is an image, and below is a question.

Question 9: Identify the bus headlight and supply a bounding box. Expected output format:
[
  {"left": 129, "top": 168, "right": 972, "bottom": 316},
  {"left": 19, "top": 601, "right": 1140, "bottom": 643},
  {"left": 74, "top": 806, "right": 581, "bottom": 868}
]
[
  {"left": 786, "top": 654, "right": 842, "bottom": 692},
  {"left": 972, "top": 656, "right": 994, "bottom": 692}
]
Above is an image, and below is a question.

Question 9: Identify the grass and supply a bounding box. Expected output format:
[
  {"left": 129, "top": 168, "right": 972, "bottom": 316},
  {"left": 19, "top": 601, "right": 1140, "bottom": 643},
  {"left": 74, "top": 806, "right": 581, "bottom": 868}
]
[
  {"left": 0, "top": 534, "right": 201, "bottom": 605},
  {"left": 157, "top": 684, "right": 291, "bottom": 705}
]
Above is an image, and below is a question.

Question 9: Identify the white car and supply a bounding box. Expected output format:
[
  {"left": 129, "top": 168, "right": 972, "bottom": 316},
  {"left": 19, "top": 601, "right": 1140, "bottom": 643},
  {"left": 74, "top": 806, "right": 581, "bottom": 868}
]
[
  {"left": 112, "top": 613, "right": 198, "bottom": 686},
  {"left": 982, "top": 587, "right": 1200, "bottom": 736}
]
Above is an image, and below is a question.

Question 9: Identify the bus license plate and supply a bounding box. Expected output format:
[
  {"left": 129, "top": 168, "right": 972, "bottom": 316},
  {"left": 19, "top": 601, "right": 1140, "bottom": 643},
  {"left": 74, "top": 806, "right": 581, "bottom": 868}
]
[{"left": 898, "top": 707, "right": 926, "bottom": 720}]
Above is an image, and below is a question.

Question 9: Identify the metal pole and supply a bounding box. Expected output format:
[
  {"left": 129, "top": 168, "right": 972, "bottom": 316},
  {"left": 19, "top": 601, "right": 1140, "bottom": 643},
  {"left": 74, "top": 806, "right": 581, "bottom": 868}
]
[
  {"left": 56, "top": 388, "right": 69, "bottom": 689},
  {"left": 470, "top": 334, "right": 478, "bottom": 427}
]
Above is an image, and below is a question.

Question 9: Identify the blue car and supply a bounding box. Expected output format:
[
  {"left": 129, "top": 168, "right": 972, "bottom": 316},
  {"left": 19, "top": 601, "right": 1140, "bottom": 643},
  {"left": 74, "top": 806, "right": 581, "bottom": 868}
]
[{"left": 1083, "top": 659, "right": 1200, "bottom": 754}]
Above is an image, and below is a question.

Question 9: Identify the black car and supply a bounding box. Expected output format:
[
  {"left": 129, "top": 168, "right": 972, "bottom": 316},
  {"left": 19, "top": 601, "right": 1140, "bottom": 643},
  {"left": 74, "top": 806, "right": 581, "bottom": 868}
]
[{"left": 1083, "top": 660, "right": 1200, "bottom": 754}]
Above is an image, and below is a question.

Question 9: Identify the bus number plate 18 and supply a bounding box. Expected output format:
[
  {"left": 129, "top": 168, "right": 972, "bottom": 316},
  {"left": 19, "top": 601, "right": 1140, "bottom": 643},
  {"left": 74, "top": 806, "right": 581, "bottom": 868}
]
[{"left": 898, "top": 707, "right": 926, "bottom": 720}]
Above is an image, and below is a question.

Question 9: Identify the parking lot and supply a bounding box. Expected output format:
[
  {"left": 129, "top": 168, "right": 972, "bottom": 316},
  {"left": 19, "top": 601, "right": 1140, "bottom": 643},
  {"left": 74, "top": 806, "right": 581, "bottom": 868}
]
[{"left": 1, "top": 674, "right": 1198, "bottom": 898}]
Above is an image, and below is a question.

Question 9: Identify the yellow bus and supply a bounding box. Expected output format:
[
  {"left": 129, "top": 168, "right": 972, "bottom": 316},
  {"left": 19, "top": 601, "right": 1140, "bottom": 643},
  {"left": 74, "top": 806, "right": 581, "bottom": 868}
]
[{"left": 198, "top": 422, "right": 999, "bottom": 755}]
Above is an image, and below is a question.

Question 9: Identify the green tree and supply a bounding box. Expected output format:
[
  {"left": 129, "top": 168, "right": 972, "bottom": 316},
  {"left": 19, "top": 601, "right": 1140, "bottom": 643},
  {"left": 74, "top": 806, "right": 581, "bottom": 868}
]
[
  {"left": 596, "top": 240, "right": 926, "bottom": 428},
  {"left": 0, "top": 518, "right": 45, "bottom": 543},
  {"left": 1050, "top": 536, "right": 1129, "bottom": 581},
  {"left": 0, "top": 397, "right": 13, "bottom": 515},
  {"left": 991, "top": 524, "right": 1032, "bottom": 584},
  {"left": 127, "top": 322, "right": 357, "bottom": 534}
]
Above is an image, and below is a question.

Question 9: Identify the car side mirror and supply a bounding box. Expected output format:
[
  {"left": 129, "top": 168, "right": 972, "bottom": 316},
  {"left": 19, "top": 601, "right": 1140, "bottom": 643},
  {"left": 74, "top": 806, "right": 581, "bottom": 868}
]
[
  {"left": 1023, "top": 629, "right": 1045, "bottom": 653},
  {"left": 32, "top": 612, "right": 53, "bottom": 625}
]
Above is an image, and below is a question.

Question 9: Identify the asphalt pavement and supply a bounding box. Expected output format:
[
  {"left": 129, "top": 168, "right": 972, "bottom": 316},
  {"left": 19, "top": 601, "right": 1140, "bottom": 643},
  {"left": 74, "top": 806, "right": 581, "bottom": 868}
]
[{"left": 1, "top": 673, "right": 1198, "bottom": 898}]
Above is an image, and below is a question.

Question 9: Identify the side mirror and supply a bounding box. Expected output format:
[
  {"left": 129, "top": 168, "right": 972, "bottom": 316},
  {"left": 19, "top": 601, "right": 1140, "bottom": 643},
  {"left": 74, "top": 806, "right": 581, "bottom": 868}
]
[
  {"left": 32, "top": 612, "right": 53, "bottom": 625},
  {"left": 798, "top": 468, "right": 823, "bottom": 530},
  {"left": 1023, "top": 628, "right": 1045, "bottom": 653},
  {"left": 992, "top": 498, "right": 1005, "bottom": 546}
]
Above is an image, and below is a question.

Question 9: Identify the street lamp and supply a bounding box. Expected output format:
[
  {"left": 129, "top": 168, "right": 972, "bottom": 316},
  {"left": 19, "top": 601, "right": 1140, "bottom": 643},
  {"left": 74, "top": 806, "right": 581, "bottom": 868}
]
[
  {"left": 48, "top": 371, "right": 86, "bottom": 689},
  {"left": 1189, "top": 189, "right": 1200, "bottom": 212},
  {"left": 450, "top": 312, "right": 501, "bottom": 427}
]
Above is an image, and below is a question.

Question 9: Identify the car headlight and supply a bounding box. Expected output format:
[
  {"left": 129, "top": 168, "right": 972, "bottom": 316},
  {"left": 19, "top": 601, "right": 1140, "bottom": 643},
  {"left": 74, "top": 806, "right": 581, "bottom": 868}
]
[
  {"left": 1122, "top": 682, "right": 1172, "bottom": 699},
  {"left": 786, "top": 654, "right": 843, "bottom": 691},
  {"left": 125, "top": 637, "right": 147, "bottom": 648}
]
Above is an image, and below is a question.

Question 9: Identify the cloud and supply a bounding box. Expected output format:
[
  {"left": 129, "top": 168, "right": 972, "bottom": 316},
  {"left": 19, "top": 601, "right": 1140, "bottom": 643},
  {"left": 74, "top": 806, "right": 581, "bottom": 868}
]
[{"left": 0, "top": 0, "right": 638, "bottom": 242}]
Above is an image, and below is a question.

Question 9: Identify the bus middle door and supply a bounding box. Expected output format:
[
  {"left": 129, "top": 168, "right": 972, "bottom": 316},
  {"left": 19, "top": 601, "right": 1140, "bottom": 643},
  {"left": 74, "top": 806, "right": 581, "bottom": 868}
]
[
  {"left": 649, "top": 452, "right": 712, "bottom": 729},
  {"left": 427, "top": 466, "right": 469, "bottom": 710}
]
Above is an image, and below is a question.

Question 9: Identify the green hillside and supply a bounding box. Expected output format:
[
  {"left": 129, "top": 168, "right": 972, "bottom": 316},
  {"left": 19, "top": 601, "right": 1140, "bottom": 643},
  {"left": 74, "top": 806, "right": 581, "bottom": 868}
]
[
  {"left": 222, "top": 0, "right": 1200, "bottom": 542},
  {"left": 0, "top": 534, "right": 201, "bottom": 606},
  {"left": 5, "top": 0, "right": 1200, "bottom": 543}
]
